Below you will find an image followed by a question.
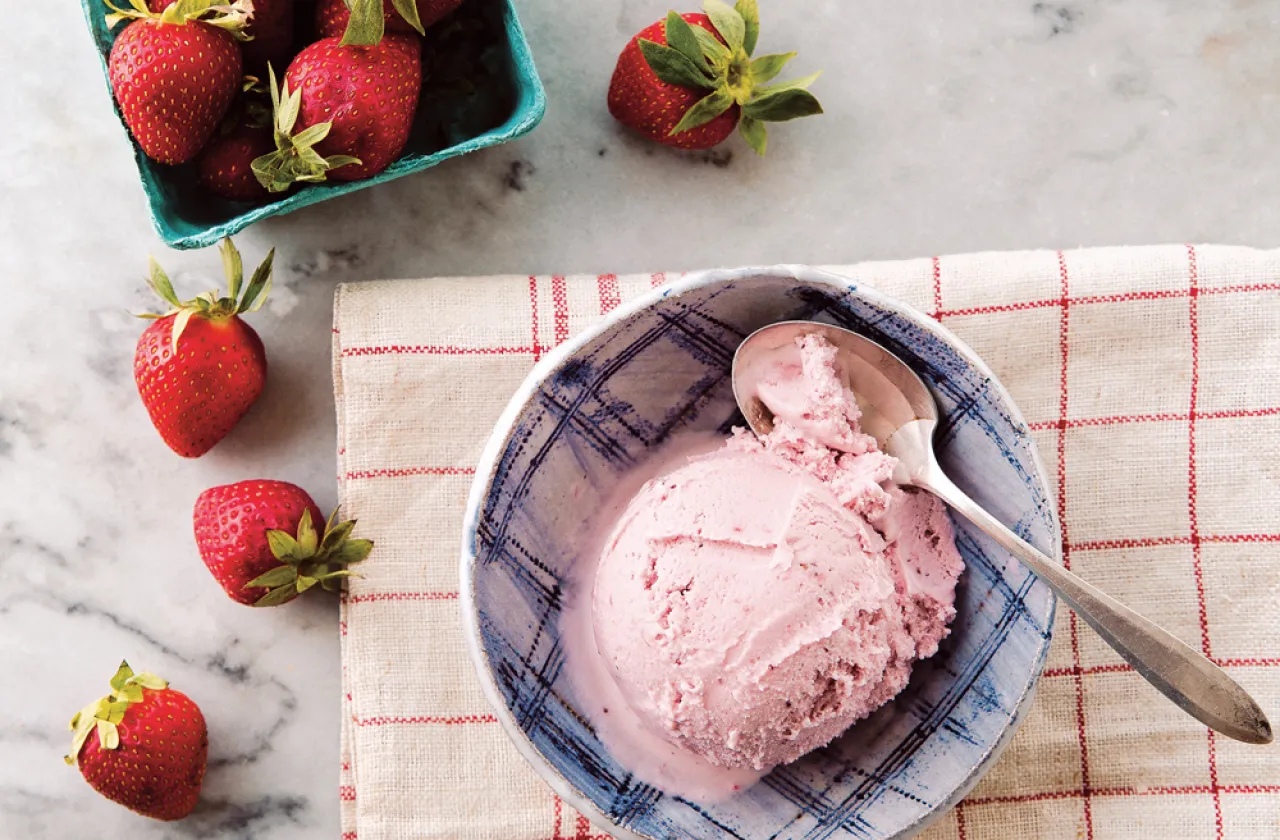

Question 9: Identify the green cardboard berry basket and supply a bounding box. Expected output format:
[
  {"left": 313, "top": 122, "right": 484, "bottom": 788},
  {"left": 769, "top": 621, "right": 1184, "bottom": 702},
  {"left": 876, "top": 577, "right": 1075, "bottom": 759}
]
[{"left": 80, "top": 0, "right": 546, "bottom": 250}]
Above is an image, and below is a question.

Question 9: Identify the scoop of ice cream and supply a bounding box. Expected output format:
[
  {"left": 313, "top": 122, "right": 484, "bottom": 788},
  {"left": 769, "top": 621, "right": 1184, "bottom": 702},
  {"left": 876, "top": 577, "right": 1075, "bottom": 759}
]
[
  {"left": 593, "top": 447, "right": 957, "bottom": 770},
  {"left": 591, "top": 333, "right": 964, "bottom": 772},
  {"left": 752, "top": 331, "right": 878, "bottom": 455}
]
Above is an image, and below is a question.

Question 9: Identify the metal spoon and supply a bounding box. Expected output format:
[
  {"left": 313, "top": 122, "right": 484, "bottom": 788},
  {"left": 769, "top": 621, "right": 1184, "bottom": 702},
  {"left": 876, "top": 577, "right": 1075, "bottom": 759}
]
[{"left": 732, "top": 320, "right": 1273, "bottom": 745}]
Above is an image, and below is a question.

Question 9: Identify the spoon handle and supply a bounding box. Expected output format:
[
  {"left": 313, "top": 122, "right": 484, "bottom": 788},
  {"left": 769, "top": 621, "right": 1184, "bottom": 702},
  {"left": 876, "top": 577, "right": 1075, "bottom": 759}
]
[{"left": 918, "top": 463, "right": 1273, "bottom": 745}]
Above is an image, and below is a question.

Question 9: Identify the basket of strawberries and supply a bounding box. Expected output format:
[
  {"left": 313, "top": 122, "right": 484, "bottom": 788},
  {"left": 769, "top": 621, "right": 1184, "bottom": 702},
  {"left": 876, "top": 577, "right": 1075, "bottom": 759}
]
[{"left": 80, "top": 0, "right": 545, "bottom": 249}]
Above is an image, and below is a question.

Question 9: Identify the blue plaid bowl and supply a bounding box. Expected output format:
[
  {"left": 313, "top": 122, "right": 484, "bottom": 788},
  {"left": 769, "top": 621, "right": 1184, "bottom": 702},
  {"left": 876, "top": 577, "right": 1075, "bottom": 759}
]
[
  {"left": 461, "top": 266, "right": 1058, "bottom": 840},
  {"left": 79, "top": 0, "right": 545, "bottom": 250}
]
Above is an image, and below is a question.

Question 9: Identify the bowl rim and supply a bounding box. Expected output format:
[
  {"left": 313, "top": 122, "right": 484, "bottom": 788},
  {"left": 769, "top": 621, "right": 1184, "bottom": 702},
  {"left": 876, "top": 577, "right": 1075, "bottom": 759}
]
[{"left": 459, "top": 264, "right": 1061, "bottom": 840}]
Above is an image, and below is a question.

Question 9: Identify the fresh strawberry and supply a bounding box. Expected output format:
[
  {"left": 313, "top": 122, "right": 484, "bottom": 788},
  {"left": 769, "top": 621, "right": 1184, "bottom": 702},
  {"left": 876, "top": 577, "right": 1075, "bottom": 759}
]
[
  {"left": 66, "top": 662, "right": 207, "bottom": 821},
  {"left": 239, "top": 0, "right": 296, "bottom": 75},
  {"left": 134, "top": 239, "right": 273, "bottom": 458},
  {"left": 248, "top": 66, "right": 362, "bottom": 192},
  {"left": 105, "top": 0, "right": 252, "bottom": 165},
  {"left": 151, "top": 0, "right": 297, "bottom": 75},
  {"left": 315, "top": 0, "right": 464, "bottom": 44},
  {"left": 608, "top": 0, "right": 823, "bottom": 155},
  {"left": 254, "top": 36, "right": 421, "bottom": 186},
  {"left": 611, "top": 13, "right": 736, "bottom": 151},
  {"left": 198, "top": 85, "right": 279, "bottom": 201},
  {"left": 194, "top": 480, "right": 373, "bottom": 606},
  {"left": 198, "top": 120, "right": 275, "bottom": 202}
]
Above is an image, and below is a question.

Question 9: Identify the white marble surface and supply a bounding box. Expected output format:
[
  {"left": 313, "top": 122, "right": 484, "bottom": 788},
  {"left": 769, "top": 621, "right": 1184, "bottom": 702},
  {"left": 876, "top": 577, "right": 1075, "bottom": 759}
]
[{"left": 3, "top": 0, "right": 1280, "bottom": 836}]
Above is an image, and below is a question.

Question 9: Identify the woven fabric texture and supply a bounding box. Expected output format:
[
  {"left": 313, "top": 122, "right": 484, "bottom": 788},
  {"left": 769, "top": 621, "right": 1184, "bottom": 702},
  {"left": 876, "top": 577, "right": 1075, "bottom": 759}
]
[{"left": 334, "top": 247, "right": 1280, "bottom": 840}]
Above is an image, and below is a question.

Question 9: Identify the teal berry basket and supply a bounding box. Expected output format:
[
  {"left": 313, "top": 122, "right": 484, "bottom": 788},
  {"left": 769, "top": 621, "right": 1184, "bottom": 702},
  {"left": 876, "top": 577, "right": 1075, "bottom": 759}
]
[{"left": 80, "top": 0, "right": 546, "bottom": 250}]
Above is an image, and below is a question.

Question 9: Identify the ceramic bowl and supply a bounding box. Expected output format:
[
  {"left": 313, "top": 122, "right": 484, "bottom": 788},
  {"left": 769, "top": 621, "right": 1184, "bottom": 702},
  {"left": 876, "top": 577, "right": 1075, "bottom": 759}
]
[
  {"left": 461, "top": 266, "right": 1059, "bottom": 839},
  {"left": 79, "top": 0, "right": 545, "bottom": 249}
]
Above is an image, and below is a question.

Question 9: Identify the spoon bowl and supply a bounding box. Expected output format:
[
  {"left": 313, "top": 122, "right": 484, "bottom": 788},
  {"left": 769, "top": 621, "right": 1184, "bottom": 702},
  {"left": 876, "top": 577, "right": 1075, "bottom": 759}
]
[{"left": 733, "top": 319, "right": 1273, "bottom": 746}]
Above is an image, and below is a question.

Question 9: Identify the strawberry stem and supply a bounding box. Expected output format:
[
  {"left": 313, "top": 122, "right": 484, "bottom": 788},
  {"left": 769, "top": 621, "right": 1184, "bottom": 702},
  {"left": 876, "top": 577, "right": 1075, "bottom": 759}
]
[
  {"left": 246, "top": 507, "right": 374, "bottom": 607},
  {"left": 103, "top": 0, "right": 255, "bottom": 36},
  {"left": 250, "top": 65, "right": 362, "bottom": 193},
  {"left": 637, "top": 1, "right": 823, "bottom": 155},
  {"left": 65, "top": 662, "right": 168, "bottom": 765},
  {"left": 137, "top": 238, "right": 274, "bottom": 352}
]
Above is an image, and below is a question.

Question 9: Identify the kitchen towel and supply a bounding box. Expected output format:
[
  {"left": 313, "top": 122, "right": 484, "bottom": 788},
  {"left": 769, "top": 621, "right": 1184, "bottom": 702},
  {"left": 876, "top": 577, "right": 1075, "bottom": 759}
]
[{"left": 333, "top": 245, "right": 1279, "bottom": 840}]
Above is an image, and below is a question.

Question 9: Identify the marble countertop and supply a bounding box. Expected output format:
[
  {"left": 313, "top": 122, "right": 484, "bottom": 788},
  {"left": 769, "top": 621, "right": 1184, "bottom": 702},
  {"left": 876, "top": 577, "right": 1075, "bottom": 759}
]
[{"left": 4, "top": 0, "right": 1279, "bottom": 836}]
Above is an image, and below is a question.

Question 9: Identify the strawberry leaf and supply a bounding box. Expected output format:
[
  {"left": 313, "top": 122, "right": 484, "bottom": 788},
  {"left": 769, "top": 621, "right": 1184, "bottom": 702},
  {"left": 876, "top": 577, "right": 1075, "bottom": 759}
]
[
  {"left": 331, "top": 538, "right": 374, "bottom": 566},
  {"left": 670, "top": 88, "right": 734, "bottom": 135},
  {"left": 743, "top": 87, "right": 823, "bottom": 122},
  {"left": 66, "top": 703, "right": 100, "bottom": 764},
  {"left": 245, "top": 565, "right": 298, "bottom": 589},
  {"left": 252, "top": 160, "right": 293, "bottom": 193},
  {"left": 342, "top": 0, "right": 386, "bottom": 46},
  {"left": 108, "top": 661, "right": 134, "bottom": 693},
  {"left": 102, "top": 0, "right": 144, "bottom": 28},
  {"left": 267, "top": 65, "right": 295, "bottom": 135},
  {"left": 286, "top": 155, "right": 330, "bottom": 180},
  {"left": 254, "top": 585, "right": 300, "bottom": 608},
  {"left": 296, "top": 146, "right": 332, "bottom": 169},
  {"left": 170, "top": 0, "right": 208, "bottom": 21},
  {"left": 324, "top": 155, "right": 362, "bottom": 170},
  {"left": 66, "top": 665, "right": 169, "bottom": 765},
  {"left": 238, "top": 249, "right": 274, "bottom": 314},
  {"left": 96, "top": 719, "right": 120, "bottom": 750},
  {"left": 703, "top": 0, "right": 745, "bottom": 54},
  {"left": 739, "top": 115, "right": 767, "bottom": 155},
  {"left": 292, "top": 123, "right": 332, "bottom": 147},
  {"left": 170, "top": 307, "right": 196, "bottom": 356},
  {"left": 692, "top": 27, "right": 730, "bottom": 66},
  {"left": 146, "top": 259, "right": 182, "bottom": 311},
  {"left": 281, "top": 85, "right": 302, "bottom": 135},
  {"left": 735, "top": 0, "right": 760, "bottom": 55},
  {"left": 296, "top": 508, "right": 318, "bottom": 555},
  {"left": 318, "top": 569, "right": 362, "bottom": 581},
  {"left": 251, "top": 507, "right": 379, "bottom": 600},
  {"left": 117, "top": 682, "right": 144, "bottom": 704},
  {"left": 267, "top": 528, "right": 302, "bottom": 561},
  {"left": 638, "top": 40, "right": 714, "bottom": 90},
  {"left": 662, "top": 11, "right": 707, "bottom": 69},
  {"left": 253, "top": 67, "right": 362, "bottom": 193},
  {"left": 750, "top": 52, "right": 795, "bottom": 86},
  {"left": 103, "top": 0, "right": 175, "bottom": 27},
  {"left": 754, "top": 70, "right": 821, "bottom": 97},
  {"left": 321, "top": 519, "right": 356, "bottom": 553},
  {"left": 129, "top": 672, "right": 167, "bottom": 690},
  {"left": 220, "top": 238, "right": 244, "bottom": 300},
  {"left": 100, "top": 699, "right": 129, "bottom": 726},
  {"left": 390, "top": 0, "right": 426, "bottom": 34}
]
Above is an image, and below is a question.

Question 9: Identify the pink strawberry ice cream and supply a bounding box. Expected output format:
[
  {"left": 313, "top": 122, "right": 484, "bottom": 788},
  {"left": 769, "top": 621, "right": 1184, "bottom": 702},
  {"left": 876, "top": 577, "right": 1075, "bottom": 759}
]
[{"left": 591, "top": 334, "right": 964, "bottom": 772}]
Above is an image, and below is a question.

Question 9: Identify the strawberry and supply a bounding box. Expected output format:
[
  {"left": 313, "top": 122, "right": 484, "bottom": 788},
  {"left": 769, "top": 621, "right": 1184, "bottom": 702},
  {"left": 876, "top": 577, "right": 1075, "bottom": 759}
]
[
  {"left": 248, "top": 66, "right": 362, "bottom": 192},
  {"left": 315, "top": 0, "right": 464, "bottom": 44},
  {"left": 66, "top": 662, "right": 207, "bottom": 821},
  {"left": 194, "top": 480, "right": 373, "bottom": 606},
  {"left": 607, "top": 0, "right": 823, "bottom": 155},
  {"left": 254, "top": 36, "right": 421, "bottom": 186},
  {"left": 198, "top": 117, "right": 275, "bottom": 202},
  {"left": 151, "top": 0, "right": 297, "bottom": 76},
  {"left": 104, "top": 0, "right": 252, "bottom": 165},
  {"left": 134, "top": 238, "right": 273, "bottom": 458}
]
